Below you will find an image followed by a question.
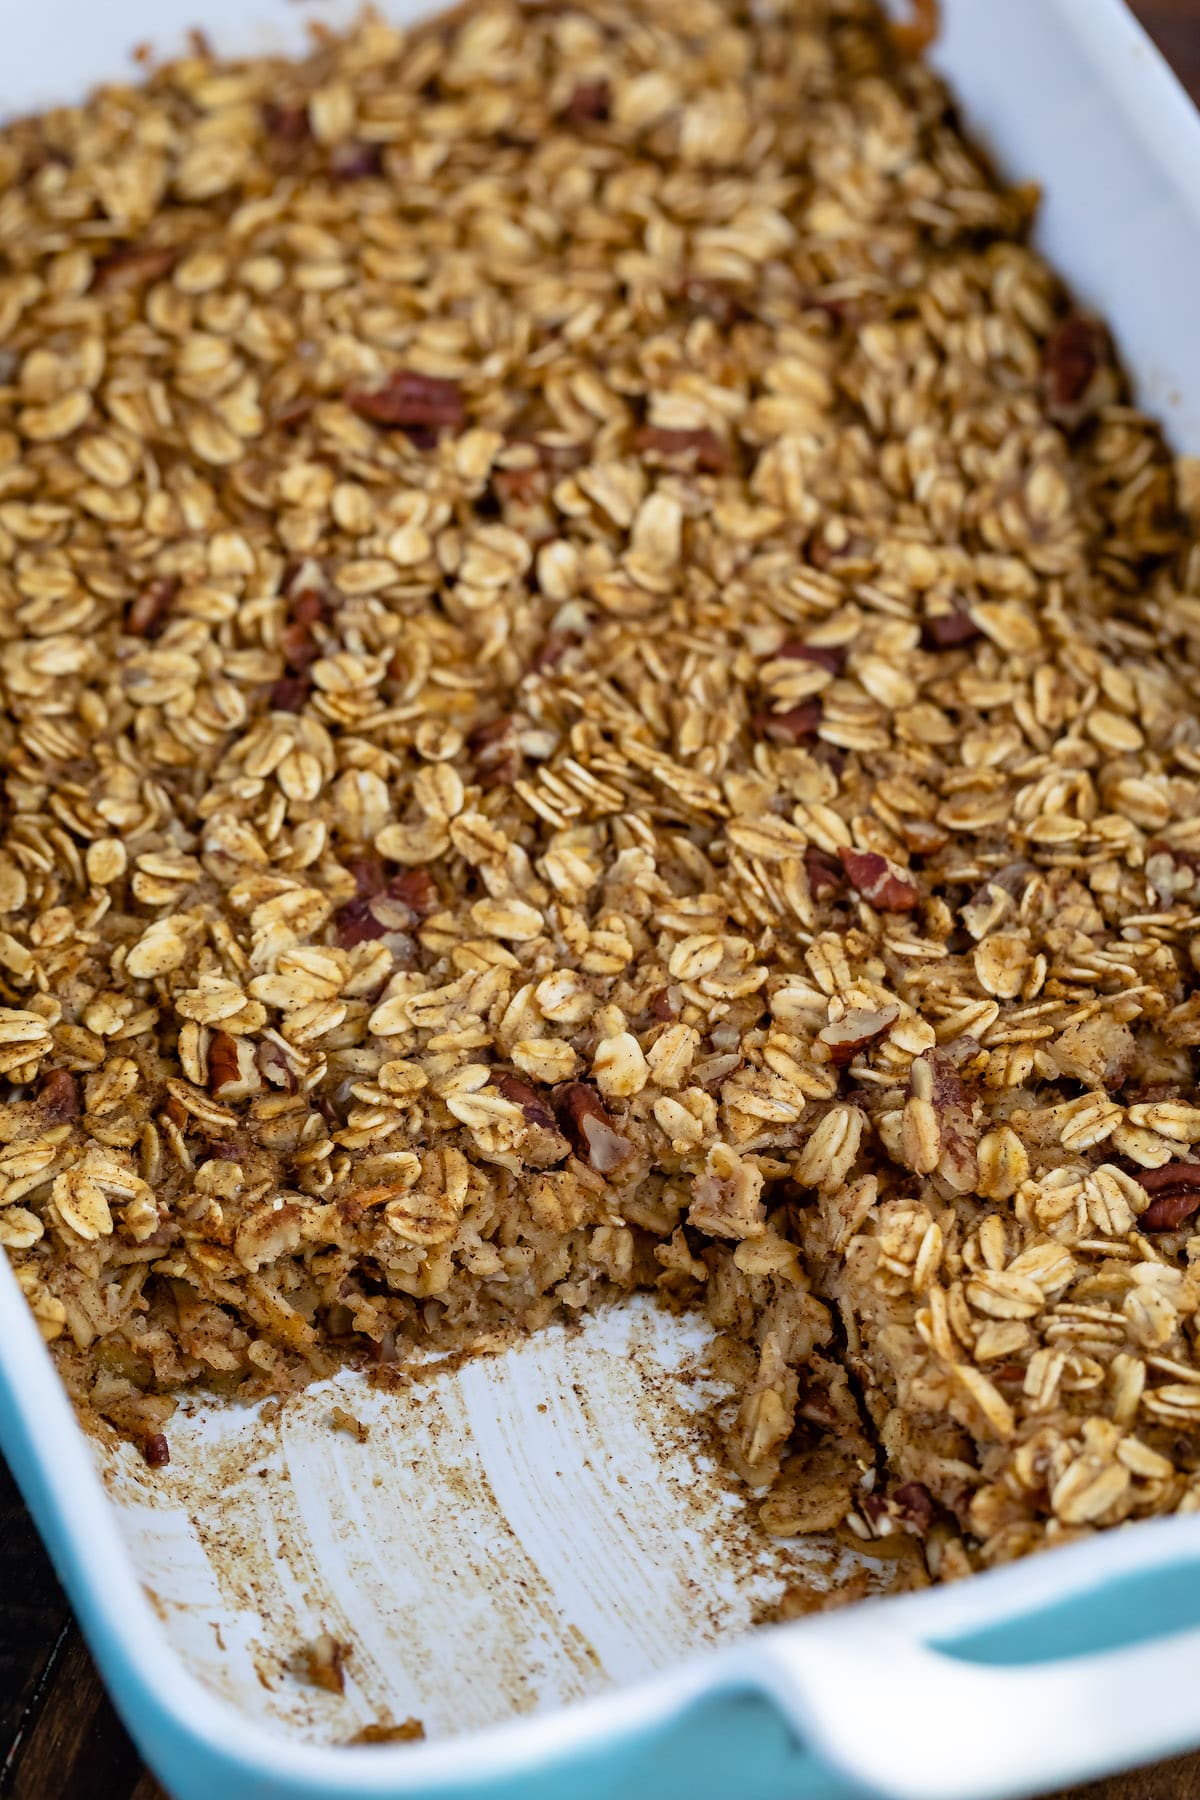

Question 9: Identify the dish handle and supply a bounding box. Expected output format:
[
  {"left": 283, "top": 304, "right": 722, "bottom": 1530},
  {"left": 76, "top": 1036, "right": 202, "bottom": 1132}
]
[{"left": 746, "top": 1524, "right": 1200, "bottom": 1800}]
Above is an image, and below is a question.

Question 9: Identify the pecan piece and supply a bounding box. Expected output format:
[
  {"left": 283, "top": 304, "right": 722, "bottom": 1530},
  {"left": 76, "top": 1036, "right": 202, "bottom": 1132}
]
[
  {"left": 468, "top": 714, "right": 521, "bottom": 789},
  {"left": 208, "top": 1031, "right": 243, "bottom": 1094},
  {"left": 838, "top": 848, "right": 920, "bottom": 912},
  {"left": 345, "top": 369, "right": 466, "bottom": 434},
  {"left": 529, "top": 629, "right": 578, "bottom": 673},
  {"left": 554, "top": 1082, "right": 635, "bottom": 1173},
  {"left": 804, "top": 846, "right": 846, "bottom": 900},
  {"left": 387, "top": 868, "right": 438, "bottom": 919},
  {"left": 280, "top": 620, "right": 318, "bottom": 673},
  {"left": 776, "top": 640, "right": 846, "bottom": 675},
  {"left": 1146, "top": 841, "right": 1200, "bottom": 904},
  {"left": 346, "top": 855, "right": 386, "bottom": 898},
  {"left": 561, "top": 78, "right": 611, "bottom": 125},
  {"left": 753, "top": 700, "right": 823, "bottom": 744},
  {"left": 263, "top": 102, "right": 311, "bottom": 143},
  {"left": 494, "top": 1071, "right": 569, "bottom": 1166},
  {"left": 892, "top": 1481, "right": 934, "bottom": 1534},
  {"left": 680, "top": 279, "right": 749, "bottom": 328},
  {"left": 38, "top": 1067, "right": 81, "bottom": 1120},
  {"left": 334, "top": 896, "right": 388, "bottom": 948},
  {"left": 493, "top": 1071, "right": 557, "bottom": 1133},
  {"left": 633, "top": 425, "right": 728, "bottom": 473},
  {"left": 92, "top": 246, "right": 177, "bottom": 293},
  {"left": 126, "top": 577, "right": 178, "bottom": 638},
  {"left": 921, "top": 607, "right": 981, "bottom": 651},
  {"left": 270, "top": 674, "right": 311, "bottom": 712},
  {"left": 817, "top": 1004, "right": 900, "bottom": 1067},
  {"left": 911, "top": 1048, "right": 979, "bottom": 1194},
  {"left": 1137, "top": 1164, "right": 1200, "bottom": 1231},
  {"left": 1043, "top": 313, "right": 1108, "bottom": 419},
  {"left": 256, "top": 1039, "right": 298, "bottom": 1093},
  {"left": 328, "top": 141, "right": 383, "bottom": 179}
]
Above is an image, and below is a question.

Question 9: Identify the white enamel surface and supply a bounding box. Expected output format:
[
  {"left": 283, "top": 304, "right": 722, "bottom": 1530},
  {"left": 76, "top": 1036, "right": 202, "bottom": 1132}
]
[
  {"left": 6, "top": 2, "right": 1200, "bottom": 1795},
  {"left": 97, "top": 1299, "right": 852, "bottom": 1739}
]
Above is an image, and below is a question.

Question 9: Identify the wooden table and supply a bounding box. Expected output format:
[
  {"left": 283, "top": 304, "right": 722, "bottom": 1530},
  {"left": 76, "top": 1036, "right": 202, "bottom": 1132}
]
[{"left": 4, "top": 3, "right": 1200, "bottom": 1795}]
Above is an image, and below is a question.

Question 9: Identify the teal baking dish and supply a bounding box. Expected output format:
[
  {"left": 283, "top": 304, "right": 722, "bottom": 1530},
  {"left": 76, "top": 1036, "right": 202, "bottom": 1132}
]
[{"left": 6, "top": 1, "right": 1200, "bottom": 1796}]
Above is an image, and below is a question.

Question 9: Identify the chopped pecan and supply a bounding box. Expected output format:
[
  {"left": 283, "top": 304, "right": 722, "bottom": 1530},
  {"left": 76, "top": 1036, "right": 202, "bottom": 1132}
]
[
  {"left": 491, "top": 464, "right": 548, "bottom": 506},
  {"left": 1140, "top": 1188, "right": 1200, "bottom": 1232},
  {"left": 334, "top": 896, "right": 388, "bottom": 948},
  {"left": 38, "top": 1067, "right": 81, "bottom": 1120},
  {"left": 273, "top": 395, "right": 316, "bottom": 432},
  {"left": 1043, "top": 313, "right": 1107, "bottom": 413},
  {"left": 208, "top": 1031, "right": 242, "bottom": 1094},
  {"left": 680, "top": 279, "right": 749, "bottom": 328},
  {"left": 1146, "top": 841, "right": 1200, "bottom": 904},
  {"left": 817, "top": 1004, "right": 900, "bottom": 1067},
  {"left": 892, "top": 1481, "right": 934, "bottom": 1534},
  {"left": 915, "top": 1047, "right": 979, "bottom": 1194},
  {"left": 633, "top": 425, "right": 728, "bottom": 473},
  {"left": 280, "top": 620, "right": 318, "bottom": 672},
  {"left": 289, "top": 583, "right": 328, "bottom": 627},
  {"left": 554, "top": 1082, "right": 635, "bottom": 1173},
  {"left": 561, "top": 78, "right": 611, "bottom": 125},
  {"left": 92, "top": 246, "right": 177, "bottom": 293},
  {"left": 346, "top": 855, "right": 386, "bottom": 898},
  {"left": 1137, "top": 1163, "right": 1200, "bottom": 1231},
  {"left": 493, "top": 1071, "right": 557, "bottom": 1133},
  {"left": 126, "top": 577, "right": 178, "bottom": 638},
  {"left": 776, "top": 640, "right": 846, "bottom": 675},
  {"left": 468, "top": 714, "right": 521, "bottom": 789},
  {"left": 270, "top": 674, "right": 311, "bottom": 712},
  {"left": 921, "top": 608, "right": 981, "bottom": 651},
  {"left": 753, "top": 700, "right": 823, "bottom": 744},
  {"left": 256, "top": 1039, "right": 298, "bottom": 1093},
  {"left": 387, "top": 868, "right": 438, "bottom": 919},
  {"left": 328, "top": 141, "right": 383, "bottom": 179},
  {"left": 141, "top": 1433, "right": 170, "bottom": 1468},
  {"left": 838, "top": 848, "right": 919, "bottom": 912},
  {"left": 529, "top": 629, "right": 578, "bottom": 673},
  {"left": 263, "top": 102, "right": 311, "bottom": 142},
  {"left": 345, "top": 369, "right": 466, "bottom": 434},
  {"left": 804, "top": 846, "right": 846, "bottom": 900},
  {"left": 494, "top": 1071, "right": 569, "bottom": 1165}
]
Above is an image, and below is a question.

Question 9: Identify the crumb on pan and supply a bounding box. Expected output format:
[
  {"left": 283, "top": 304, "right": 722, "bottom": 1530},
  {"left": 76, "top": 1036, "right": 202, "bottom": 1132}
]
[
  {"left": 1, "top": 0, "right": 1200, "bottom": 1591},
  {"left": 348, "top": 1718, "right": 426, "bottom": 1744},
  {"left": 294, "top": 1632, "right": 351, "bottom": 1695},
  {"left": 329, "top": 1403, "right": 370, "bottom": 1441}
]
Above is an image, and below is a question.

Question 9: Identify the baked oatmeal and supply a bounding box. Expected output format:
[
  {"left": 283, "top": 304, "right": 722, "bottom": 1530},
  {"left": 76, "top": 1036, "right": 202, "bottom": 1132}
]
[{"left": 2, "top": 0, "right": 1200, "bottom": 1584}]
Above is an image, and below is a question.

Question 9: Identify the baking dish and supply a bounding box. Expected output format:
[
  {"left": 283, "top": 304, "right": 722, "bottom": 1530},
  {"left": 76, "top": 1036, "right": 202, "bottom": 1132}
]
[{"left": 6, "top": 2, "right": 1200, "bottom": 1796}]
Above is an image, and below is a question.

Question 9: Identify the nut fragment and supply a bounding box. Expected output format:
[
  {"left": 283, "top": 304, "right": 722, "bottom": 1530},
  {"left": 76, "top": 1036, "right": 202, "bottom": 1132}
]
[
  {"left": 1138, "top": 1164, "right": 1200, "bottom": 1232},
  {"left": 838, "top": 849, "right": 919, "bottom": 912},
  {"left": 554, "top": 1083, "right": 635, "bottom": 1174},
  {"left": 817, "top": 1005, "right": 899, "bottom": 1066},
  {"left": 345, "top": 370, "right": 465, "bottom": 434}
]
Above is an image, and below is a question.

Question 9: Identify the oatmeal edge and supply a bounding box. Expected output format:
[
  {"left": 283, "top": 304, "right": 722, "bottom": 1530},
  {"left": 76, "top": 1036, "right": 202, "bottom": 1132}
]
[{"left": 1, "top": 0, "right": 1200, "bottom": 1585}]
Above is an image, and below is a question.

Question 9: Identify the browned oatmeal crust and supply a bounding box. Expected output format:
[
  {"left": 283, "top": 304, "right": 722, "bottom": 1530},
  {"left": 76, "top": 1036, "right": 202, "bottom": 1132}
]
[{"left": 4, "top": 0, "right": 1200, "bottom": 1582}]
